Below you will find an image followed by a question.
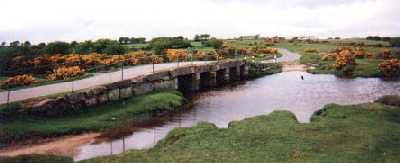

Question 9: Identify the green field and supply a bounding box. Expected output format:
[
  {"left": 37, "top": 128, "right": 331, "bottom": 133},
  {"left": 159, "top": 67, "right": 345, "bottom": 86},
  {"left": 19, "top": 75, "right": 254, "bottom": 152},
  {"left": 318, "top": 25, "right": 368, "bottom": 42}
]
[
  {"left": 80, "top": 95, "right": 400, "bottom": 163},
  {"left": 123, "top": 43, "right": 149, "bottom": 50},
  {"left": 0, "top": 90, "right": 184, "bottom": 145},
  {"left": 326, "top": 38, "right": 391, "bottom": 46}
]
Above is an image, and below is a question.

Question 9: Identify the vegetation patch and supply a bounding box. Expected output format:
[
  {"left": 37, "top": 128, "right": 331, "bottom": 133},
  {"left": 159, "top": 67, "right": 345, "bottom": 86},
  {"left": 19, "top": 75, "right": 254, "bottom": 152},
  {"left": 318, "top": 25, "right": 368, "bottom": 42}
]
[
  {"left": 376, "top": 95, "right": 400, "bottom": 107},
  {"left": 248, "top": 62, "right": 282, "bottom": 78},
  {"left": 0, "top": 154, "right": 73, "bottom": 163}
]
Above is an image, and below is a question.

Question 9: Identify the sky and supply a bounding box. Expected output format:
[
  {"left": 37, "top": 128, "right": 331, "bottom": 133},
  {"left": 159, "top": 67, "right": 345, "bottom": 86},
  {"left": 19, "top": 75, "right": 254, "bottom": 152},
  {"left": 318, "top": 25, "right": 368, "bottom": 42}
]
[{"left": 0, "top": 0, "right": 399, "bottom": 43}]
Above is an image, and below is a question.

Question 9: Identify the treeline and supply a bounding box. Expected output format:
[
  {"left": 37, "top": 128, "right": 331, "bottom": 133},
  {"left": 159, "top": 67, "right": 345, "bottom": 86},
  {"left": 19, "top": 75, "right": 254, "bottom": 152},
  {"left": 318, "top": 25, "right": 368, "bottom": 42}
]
[
  {"left": 149, "top": 36, "right": 223, "bottom": 54},
  {"left": 366, "top": 36, "right": 400, "bottom": 47},
  {"left": 0, "top": 39, "right": 127, "bottom": 56},
  {"left": 118, "top": 37, "right": 146, "bottom": 45}
]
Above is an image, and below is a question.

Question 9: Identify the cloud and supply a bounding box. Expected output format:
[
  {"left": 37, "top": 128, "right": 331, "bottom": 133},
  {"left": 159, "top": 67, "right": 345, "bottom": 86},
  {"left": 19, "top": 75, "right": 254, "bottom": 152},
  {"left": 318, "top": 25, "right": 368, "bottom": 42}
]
[{"left": 0, "top": 0, "right": 398, "bottom": 43}]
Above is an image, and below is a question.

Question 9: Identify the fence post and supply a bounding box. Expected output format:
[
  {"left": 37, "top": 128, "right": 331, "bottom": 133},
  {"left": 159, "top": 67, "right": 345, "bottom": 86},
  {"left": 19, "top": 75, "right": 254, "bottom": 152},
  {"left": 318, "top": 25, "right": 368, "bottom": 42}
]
[
  {"left": 152, "top": 62, "right": 155, "bottom": 73},
  {"left": 71, "top": 81, "right": 74, "bottom": 92},
  {"left": 121, "top": 62, "right": 124, "bottom": 81},
  {"left": 7, "top": 89, "right": 11, "bottom": 109}
]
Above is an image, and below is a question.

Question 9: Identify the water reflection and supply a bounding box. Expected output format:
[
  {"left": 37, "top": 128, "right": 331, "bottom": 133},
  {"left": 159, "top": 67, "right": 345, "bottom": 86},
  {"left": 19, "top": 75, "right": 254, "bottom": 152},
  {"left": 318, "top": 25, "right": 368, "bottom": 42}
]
[{"left": 74, "top": 72, "right": 400, "bottom": 161}]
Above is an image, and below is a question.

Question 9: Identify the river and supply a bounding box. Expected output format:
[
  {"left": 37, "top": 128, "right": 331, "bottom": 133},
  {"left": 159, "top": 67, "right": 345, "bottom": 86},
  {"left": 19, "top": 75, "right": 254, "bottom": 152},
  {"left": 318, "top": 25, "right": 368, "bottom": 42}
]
[{"left": 74, "top": 71, "right": 400, "bottom": 161}]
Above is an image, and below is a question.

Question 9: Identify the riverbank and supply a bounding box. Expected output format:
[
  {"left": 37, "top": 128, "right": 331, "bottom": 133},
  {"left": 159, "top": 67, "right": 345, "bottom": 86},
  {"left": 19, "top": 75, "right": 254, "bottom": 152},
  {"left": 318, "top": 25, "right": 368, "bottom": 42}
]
[
  {"left": 79, "top": 95, "right": 400, "bottom": 163},
  {"left": 0, "top": 90, "right": 184, "bottom": 148}
]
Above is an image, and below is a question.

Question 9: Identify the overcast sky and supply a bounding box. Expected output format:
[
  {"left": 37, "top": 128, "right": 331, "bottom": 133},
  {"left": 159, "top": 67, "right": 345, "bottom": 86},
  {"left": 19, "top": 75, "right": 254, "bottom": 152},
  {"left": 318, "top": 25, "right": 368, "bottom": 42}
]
[{"left": 0, "top": 0, "right": 399, "bottom": 43}]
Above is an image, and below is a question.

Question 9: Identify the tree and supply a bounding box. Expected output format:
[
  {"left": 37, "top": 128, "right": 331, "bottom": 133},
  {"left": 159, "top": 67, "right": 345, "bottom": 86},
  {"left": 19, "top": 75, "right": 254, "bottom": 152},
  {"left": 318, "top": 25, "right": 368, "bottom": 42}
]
[
  {"left": 134, "top": 37, "right": 146, "bottom": 44},
  {"left": 22, "top": 41, "right": 31, "bottom": 47},
  {"left": 102, "top": 44, "right": 127, "bottom": 55},
  {"left": 200, "top": 34, "right": 210, "bottom": 41},
  {"left": 70, "top": 41, "right": 79, "bottom": 47},
  {"left": 119, "top": 37, "right": 130, "bottom": 44},
  {"left": 73, "top": 40, "right": 93, "bottom": 54},
  {"left": 150, "top": 37, "right": 191, "bottom": 55},
  {"left": 1, "top": 42, "right": 6, "bottom": 46},
  {"left": 194, "top": 35, "right": 201, "bottom": 41},
  {"left": 10, "top": 41, "right": 20, "bottom": 47},
  {"left": 390, "top": 37, "right": 400, "bottom": 47},
  {"left": 38, "top": 42, "right": 46, "bottom": 48},
  {"left": 203, "top": 38, "right": 223, "bottom": 49},
  {"left": 44, "top": 41, "right": 71, "bottom": 54}
]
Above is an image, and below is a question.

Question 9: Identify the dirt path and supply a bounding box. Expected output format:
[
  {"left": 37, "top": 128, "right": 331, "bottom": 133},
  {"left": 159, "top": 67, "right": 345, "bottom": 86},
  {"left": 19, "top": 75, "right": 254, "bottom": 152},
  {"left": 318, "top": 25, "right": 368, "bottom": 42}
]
[
  {"left": 263, "top": 48, "right": 306, "bottom": 72},
  {"left": 282, "top": 63, "right": 307, "bottom": 72},
  {"left": 0, "top": 133, "right": 100, "bottom": 157}
]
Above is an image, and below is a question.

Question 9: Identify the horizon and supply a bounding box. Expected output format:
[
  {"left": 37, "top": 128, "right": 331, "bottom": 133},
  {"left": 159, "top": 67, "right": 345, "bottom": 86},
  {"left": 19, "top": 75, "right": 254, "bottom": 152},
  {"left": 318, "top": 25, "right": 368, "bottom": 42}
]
[{"left": 1, "top": 0, "right": 400, "bottom": 43}]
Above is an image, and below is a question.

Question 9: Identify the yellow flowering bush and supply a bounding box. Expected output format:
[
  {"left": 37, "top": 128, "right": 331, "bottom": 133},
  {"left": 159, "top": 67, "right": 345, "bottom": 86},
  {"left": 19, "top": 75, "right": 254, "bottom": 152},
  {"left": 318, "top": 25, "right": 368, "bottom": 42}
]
[
  {"left": 165, "top": 49, "right": 189, "bottom": 61},
  {"left": 304, "top": 48, "right": 319, "bottom": 53},
  {"left": 47, "top": 66, "right": 85, "bottom": 81},
  {"left": 379, "top": 59, "right": 400, "bottom": 78},
  {"left": 1, "top": 74, "right": 36, "bottom": 89},
  {"left": 335, "top": 49, "right": 356, "bottom": 75}
]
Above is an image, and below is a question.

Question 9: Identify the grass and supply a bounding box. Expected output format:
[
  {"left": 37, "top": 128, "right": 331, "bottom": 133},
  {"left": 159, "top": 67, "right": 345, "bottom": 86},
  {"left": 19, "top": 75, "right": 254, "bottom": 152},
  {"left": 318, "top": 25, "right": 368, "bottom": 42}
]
[
  {"left": 0, "top": 154, "right": 73, "bottom": 163},
  {"left": 123, "top": 43, "right": 149, "bottom": 49},
  {"left": 81, "top": 97, "right": 400, "bottom": 163},
  {"left": 326, "top": 38, "right": 391, "bottom": 46},
  {"left": 0, "top": 90, "right": 184, "bottom": 145}
]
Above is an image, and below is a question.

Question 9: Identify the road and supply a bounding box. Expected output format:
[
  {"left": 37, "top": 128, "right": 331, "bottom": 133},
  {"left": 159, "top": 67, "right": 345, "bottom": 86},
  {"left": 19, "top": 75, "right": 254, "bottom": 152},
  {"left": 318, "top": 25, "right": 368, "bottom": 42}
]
[
  {"left": 0, "top": 61, "right": 213, "bottom": 104},
  {"left": 262, "top": 48, "right": 301, "bottom": 63}
]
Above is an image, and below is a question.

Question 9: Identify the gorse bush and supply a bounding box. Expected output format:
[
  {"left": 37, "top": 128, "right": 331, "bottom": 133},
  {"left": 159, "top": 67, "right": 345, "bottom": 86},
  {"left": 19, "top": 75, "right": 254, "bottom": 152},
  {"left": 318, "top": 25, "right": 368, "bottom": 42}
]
[
  {"left": 47, "top": 66, "right": 85, "bottom": 81},
  {"left": 304, "top": 48, "right": 320, "bottom": 53},
  {"left": 379, "top": 59, "right": 400, "bottom": 78},
  {"left": 256, "top": 47, "right": 278, "bottom": 54},
  {"left": 321, "top": 53, "right": 337, "bottom": 61},
  {"left": 377, "top": 48, "right": 392, "bottom": 59},
  {"left": 335, "top": 49, "right": 356, "bottom": 76},
  {"left": 0, "top": 74, "right": 36, "bottom": 89},
  {"left": 165, "top": 49, "right": 189, "bottom": 61}
]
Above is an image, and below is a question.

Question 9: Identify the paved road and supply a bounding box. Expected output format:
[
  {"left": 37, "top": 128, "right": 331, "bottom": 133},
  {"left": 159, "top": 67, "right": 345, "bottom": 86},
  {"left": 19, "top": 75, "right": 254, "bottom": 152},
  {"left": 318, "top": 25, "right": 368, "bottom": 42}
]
[
  {"left": 262, "top": 48, "right": 301, "bottom": 63},
  {"left": 0, "top": 61, "right": 213, "bottom": 104}
]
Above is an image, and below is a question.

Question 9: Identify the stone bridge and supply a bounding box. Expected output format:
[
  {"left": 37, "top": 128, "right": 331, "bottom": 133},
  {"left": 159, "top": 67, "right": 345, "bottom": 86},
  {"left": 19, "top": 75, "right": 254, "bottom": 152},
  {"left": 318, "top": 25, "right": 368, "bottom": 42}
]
[
  {"left": 143, "top": 60, "right": 248, "bottom": 93},
  {"left": 5, "top": 60, "right": 248, "bottom": 116}
]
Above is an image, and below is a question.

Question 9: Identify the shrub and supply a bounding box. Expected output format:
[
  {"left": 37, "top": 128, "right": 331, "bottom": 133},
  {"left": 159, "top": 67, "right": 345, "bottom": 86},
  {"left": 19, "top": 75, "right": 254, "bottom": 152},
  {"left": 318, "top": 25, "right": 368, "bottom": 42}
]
[
  {"left": 165, "top": 49, "right": 189, "bottom": 62},
  {"left": 353, "top": 47, "right": 366, "bottom": 59},
  {"left": 150, "top": 55, "right": 164, "bottom": 64},
  {"left": 195, "top": 51, "right": 219, "bottom": 61},
  {"left": 379, "top": 59, "right": 400, "bottom": 78},
  {"left": 304, "top": 48, "right": 320, "bottom": 53},
  {"left": 376, "top": 95, "right": 400, "bottom": 106},
  {"left": 203, "top": 38, "right": 223, "bottom": 49},
  {"left": 321, "top": 53, "right": 337, "bottom": 61},
  {"left": 1, "top": 74, "right": 36, "bottom": 89},
  {"left": 47, "top": 66, "right": 85, "bottom": 81},
  {"left": 256, "top": 47, "right": 278, "bottom": 54},
  {"left": 98, "top": 55, "right": 125, "bottom": 65},
  {"left": 336, "top": 49, "right": 356, "bottom": 75},
  {"left": 377, "top": 48, "right": 392, "bottom": 59}
]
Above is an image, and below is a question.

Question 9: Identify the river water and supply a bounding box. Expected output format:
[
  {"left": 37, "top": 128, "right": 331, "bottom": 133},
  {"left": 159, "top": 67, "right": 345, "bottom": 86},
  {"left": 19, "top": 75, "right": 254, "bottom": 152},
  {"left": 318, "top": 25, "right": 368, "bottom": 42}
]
[{"left": 74, "top": 71, "right": 400, "bottom": 161}]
